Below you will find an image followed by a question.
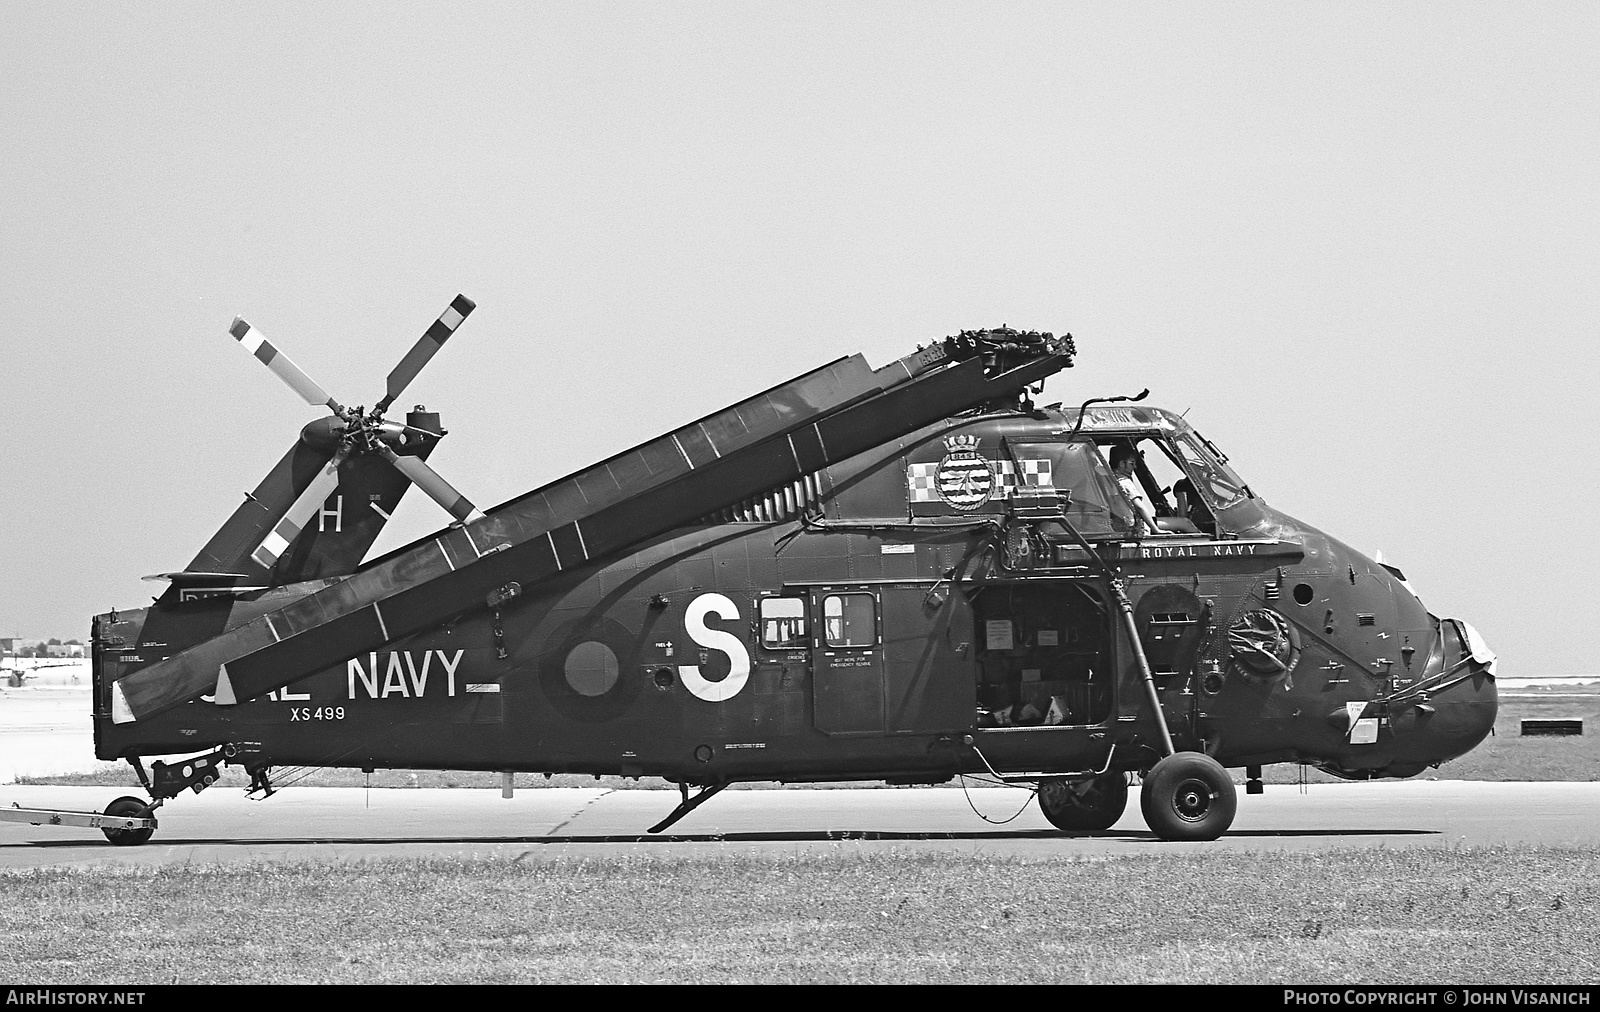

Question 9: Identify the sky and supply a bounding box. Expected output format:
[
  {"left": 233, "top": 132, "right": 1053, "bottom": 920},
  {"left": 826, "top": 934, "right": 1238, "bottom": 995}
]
[{"left": 2, "top": 3, "right": 1596, "bottom": 673}]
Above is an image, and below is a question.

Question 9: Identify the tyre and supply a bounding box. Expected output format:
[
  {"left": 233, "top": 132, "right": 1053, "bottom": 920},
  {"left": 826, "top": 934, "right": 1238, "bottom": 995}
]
[
  {"left": 1037, "top": 772, "right": 1128, "bottom": 832},
  {"left": 1139, "top": 752, "right": 1236, "bottom": 842},
  {"left": 101, "top": 796, "right": 155, "bottom": 846}
]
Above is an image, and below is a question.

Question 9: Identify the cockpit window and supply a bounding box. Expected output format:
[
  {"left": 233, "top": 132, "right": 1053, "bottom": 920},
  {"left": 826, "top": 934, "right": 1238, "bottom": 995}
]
[
  {"left": 1099, "top": 437, "right": 1219, "bottom": 537},
  {"left": 1172, "top": 431, "right": 1250, "bottom": 509}
]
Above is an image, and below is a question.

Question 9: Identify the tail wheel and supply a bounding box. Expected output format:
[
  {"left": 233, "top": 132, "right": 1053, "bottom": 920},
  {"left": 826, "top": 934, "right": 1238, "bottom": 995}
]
[
  {"left": 101, "top": 796, "right": 155, "bottom": 847},
  {"left": 1037, "top": 772, "right": 1128, "bottom": 832},
  {"left": 1139, "top": 752, "right": 1236, "bottom": 842}
]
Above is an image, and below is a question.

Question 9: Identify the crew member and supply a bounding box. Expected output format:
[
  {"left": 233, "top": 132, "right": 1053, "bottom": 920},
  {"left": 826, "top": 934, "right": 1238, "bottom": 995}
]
[{"left": 1110, "top": 444, "right": 1159, "bottom": 536}]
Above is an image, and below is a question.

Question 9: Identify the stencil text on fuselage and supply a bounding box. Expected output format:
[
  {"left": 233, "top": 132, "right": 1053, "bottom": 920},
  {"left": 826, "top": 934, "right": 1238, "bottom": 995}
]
[{"left": 346, "top": 650, "right": 466, "bottom": 699}]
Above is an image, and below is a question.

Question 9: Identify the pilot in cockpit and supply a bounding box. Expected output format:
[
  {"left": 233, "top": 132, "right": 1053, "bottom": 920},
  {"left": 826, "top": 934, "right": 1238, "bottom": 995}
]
[{"left": 1109, "top": 444, "right": 1160, "bottom": 537}]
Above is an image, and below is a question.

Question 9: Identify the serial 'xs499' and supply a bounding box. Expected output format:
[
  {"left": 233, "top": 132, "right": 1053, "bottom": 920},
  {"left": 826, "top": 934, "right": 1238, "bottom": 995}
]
[{"left": 68, "top": 298, "right": 1498, "bottom": 844}]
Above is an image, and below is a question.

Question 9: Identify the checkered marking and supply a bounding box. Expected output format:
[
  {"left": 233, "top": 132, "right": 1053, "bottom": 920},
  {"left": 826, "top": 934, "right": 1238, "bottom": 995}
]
[{"left": 907, "top": 458, "right": 1053, "bottom": 504}]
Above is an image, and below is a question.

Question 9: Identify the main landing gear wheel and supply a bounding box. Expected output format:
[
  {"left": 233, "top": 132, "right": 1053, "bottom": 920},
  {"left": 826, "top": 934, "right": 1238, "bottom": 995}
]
[
  {"left": 1139, "top": 752, "right": 1236, "bottom": 842},
  {"left": 1037, "top": 772, "right": 1128, "bottom": 832},
  {"left": 101, "top": 796, "right": 155, "bottom": 847}
]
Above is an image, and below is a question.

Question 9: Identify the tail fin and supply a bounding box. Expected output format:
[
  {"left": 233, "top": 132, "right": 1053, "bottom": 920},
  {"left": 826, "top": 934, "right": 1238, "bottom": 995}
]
[{"left": 158, "top": 295, "right": 480, "bottom": 599}]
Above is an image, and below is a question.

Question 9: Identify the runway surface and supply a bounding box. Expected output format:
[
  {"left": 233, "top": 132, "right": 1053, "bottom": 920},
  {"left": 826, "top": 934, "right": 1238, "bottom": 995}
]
[{"left": 3, "top": 780, "right": 1598, "bottom": 868}]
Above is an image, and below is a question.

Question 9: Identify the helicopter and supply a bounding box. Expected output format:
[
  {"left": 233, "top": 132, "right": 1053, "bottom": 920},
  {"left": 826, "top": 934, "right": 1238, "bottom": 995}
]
[{"left": 62, "top": 297, "right": 1500, "bottom": 846}]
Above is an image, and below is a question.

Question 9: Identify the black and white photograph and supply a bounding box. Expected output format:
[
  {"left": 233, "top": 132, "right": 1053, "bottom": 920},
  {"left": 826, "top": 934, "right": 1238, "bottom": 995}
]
[{"left": 2, "top": 2, "right": 1597, "bottom": 989}]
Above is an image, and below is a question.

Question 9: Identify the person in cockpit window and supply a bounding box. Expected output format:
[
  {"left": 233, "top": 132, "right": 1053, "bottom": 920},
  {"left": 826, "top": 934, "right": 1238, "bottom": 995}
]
[{"left": 1110, "top": 443, "right": 1159, "bottom": 536}]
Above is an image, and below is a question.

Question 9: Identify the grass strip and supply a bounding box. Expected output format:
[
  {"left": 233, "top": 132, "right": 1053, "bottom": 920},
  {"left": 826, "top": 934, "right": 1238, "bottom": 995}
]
[{"left": 3, "top": 846, "right": 1597, "bottom": 984}]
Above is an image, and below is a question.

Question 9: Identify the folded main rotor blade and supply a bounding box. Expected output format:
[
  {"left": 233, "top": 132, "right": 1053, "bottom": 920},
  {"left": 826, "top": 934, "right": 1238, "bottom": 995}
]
[
  {"left": 373, "top": 295, "right": 475, "bottom": 414},
  {"left": 230, "top": 318, "right": 346, "bottom": 417},
  {"left": 377, "top": 445, "right": 485, "bottom": 524},
  {"left": 249, "top": 446, "right": 350, "bottom": 570}
]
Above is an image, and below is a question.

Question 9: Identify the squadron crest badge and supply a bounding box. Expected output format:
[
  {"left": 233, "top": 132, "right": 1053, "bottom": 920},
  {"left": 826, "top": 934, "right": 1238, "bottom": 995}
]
[
  {"left": 906, "top": 435, "right": 1053, "bottom": 514},
  {"left": 932, "top": 433, "right": 995, "bottom": 511}
]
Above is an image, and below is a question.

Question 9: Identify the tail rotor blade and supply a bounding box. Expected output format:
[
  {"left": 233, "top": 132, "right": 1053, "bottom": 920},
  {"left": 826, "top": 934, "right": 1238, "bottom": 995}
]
[
  {"left": 378, "top": 445, "right": 485, "bottom": 524},
  {"left": 230, "top": 318, "right": 347, "bottom": 417},
  {"left": 374, "top": 294, "right": 475, "bottom": 414},
  {"left": 249, "top": 447, "right": 350, "bottom": 570}
]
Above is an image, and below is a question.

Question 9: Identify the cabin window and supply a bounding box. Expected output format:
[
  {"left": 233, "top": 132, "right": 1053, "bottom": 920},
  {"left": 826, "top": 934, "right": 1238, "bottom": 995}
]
[
  {"left": 760, "top": 596, "right": 808, "bottom": 649},
  {"left": 822, "top": 593, "right": 876, "bottom": 648}
]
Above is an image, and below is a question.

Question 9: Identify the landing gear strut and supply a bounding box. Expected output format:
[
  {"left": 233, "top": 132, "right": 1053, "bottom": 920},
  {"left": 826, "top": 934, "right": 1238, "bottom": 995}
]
[
  {"left": 648, "top": 782, "right": 726, "bottom": 834},
  {"left": 97, "top": 745, "right": 245, "bottom": 846},
  {"left": 150, "top": 748, "right": 228, "bottom": 799}
]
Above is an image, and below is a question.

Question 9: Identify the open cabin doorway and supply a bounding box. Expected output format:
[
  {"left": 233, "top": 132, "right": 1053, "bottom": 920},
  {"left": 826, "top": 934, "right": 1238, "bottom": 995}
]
[{"left": 969, "top": 581, "right": 1114, "bottom": 730}]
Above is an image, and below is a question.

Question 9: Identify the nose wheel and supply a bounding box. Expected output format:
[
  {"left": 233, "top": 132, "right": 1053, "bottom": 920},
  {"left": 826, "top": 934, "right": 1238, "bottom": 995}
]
[{"left": 1140, "top": 752, "right": 1236, "bottom": 841}]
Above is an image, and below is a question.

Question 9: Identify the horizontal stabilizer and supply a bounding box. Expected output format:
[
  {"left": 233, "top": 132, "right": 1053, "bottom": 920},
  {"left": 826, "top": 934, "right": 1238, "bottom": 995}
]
[{"left": 141, "top": 571, "right": 255, "bottom": 584}]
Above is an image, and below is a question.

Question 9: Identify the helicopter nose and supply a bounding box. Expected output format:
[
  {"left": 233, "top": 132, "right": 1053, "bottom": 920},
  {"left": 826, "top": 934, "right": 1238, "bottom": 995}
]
[{"left": 1387, "top": 619, "right": 1498, "bottom": 771}]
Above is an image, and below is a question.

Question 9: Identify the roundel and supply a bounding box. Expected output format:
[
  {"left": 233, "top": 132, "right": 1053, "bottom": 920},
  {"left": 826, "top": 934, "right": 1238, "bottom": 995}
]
[
  {"left": 935, "top": 433, "right": 995, "bottom": 511},
  {"left": 536, "top": 615, "right": 645, "bottom": 723},
  {"left": 563, "top": 641, "right": 620, "bottom": 696}
]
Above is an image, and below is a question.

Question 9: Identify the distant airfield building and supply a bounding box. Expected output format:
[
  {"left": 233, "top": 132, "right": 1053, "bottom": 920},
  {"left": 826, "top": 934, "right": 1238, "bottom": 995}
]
[{"left": 0, "top": 638, "right": 84, "bottom": 658}]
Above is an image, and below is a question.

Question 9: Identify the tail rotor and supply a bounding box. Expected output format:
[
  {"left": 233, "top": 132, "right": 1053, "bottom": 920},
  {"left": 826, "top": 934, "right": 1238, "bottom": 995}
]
[{"left": 230, "top": 295, "right": 484, "bottom": 572}]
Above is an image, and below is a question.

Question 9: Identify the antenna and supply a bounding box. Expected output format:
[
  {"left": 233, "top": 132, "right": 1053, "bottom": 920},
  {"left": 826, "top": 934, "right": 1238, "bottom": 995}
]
[{"left": 1068, "top": 388, "right": 1149, "bottom": 440}]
